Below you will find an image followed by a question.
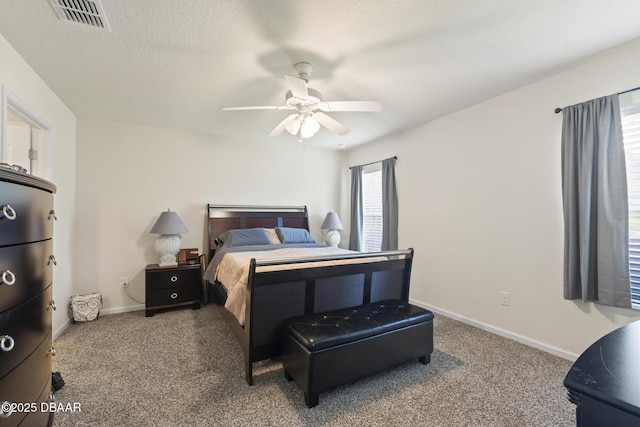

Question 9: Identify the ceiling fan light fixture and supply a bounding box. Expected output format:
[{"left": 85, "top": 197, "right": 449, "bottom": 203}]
[
  {"left": 300, "top": 117, "right": 320, "bottom": 139},
  {"left": 223, "top": 62, "right": 382, "bottom": 141},
  {"left": 285, "top": 116, "right": 302, "bottom": 135}
]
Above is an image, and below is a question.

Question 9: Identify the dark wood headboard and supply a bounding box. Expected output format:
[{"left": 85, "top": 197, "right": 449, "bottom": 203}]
[{"left": 206, "top": 205, "right": 309, "bottom": 261}]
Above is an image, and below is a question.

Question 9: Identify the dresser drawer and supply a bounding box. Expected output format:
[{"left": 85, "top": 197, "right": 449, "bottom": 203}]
[
  {"left": 0, "top": 285, "right": 52, "bottom": 379},
  {"left": 0, "top": 240, "right": 53, "bottom": 314},
  {"left": 0, "top": 331, "right": 52, "bottom": 427},
  {"left": 0, "top": 181, "right": 54, "bottom": 246},
  {"left": 16, "top": 377, "right": 54, "bottom": 427}
]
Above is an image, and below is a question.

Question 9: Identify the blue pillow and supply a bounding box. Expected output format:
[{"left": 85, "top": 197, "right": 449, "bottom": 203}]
[
  {"left": 217, "top": 228, "right": 271, "bottom": 248},
  {"left": 275, "top": 227, "right": 316, "bottom": 244}
]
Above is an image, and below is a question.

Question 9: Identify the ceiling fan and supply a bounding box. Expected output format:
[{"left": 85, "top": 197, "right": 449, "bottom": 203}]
[{"left": 223, "top": 62, "right": 383, "bottom": 141}]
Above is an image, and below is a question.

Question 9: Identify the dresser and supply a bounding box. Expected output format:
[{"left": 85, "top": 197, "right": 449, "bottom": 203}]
[
  {"left": 0, "top": 168, "right": 56, "bottom": 426},
  {"left": 145, "top": 263, "right": 202, "bottom": 317}
]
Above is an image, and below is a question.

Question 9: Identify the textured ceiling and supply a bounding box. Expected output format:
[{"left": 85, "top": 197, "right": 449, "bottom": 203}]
[{"left": 2, "top": 0, "right": 640, "bottom": 149}]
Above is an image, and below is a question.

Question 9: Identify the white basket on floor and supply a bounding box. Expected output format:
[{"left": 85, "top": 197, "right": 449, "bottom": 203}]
[{"left": 68, "top": 292, "right": 102, "bottom": 322}]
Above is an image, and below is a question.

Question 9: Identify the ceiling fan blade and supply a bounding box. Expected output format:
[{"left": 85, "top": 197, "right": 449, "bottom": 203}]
[
  {"left": 268, "top": 114, "right": 298, "bottom": 136},
  {"left": 284, "top": 74, "right": 309, "bottom": 100},
  {"left": 318, "top": 100, "right": 383, "bottom": 112},
  {"left": 313, "top": 112, "right": 350, "bottom": 136},
  {"left": 223, "top": 105, "right": 292, "bottom": 111}
]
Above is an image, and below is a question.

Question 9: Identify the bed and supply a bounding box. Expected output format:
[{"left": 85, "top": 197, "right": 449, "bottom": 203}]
[{"left": 204, "top": 204, "right": 414, "bottom": 384}]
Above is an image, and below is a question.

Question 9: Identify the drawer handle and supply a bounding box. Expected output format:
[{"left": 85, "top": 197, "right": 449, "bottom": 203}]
[
  {"left": 0, "top": 401, "right": 13, "bottom": 418},
  {"left": 1, "top": 270, "right": 16, "bottom": 286},
  {"left": 48, "top": 209, "right": 57, "bottom": 221},
  {"left": 48, "top": 347, "right": 56, "bottom": 357},
  {"left": 49, "top": 300, "right": 57, "bottom": 311},
  {"left": 170, "top": 292, "right": 178, "bottom": 299},
  {"left": 0, "top": 335, "right": 15, "bottom": 352},
  {"left": 170, "top": 275, "right": 178, "bottom": 283},
  {"left": 1, "top": 205, "right": 16, "bottom": 220},
  {"left": 48, "top": 255, "right": 57, "bottom": 266}
]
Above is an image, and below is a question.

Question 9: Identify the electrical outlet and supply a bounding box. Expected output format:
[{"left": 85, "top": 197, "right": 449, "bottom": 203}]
[
  {"left": 500, "top": 291, "right": 510, "bottom": 306},
  {"left": 120, "top": 276, "right": 129, "bottom": 288}
]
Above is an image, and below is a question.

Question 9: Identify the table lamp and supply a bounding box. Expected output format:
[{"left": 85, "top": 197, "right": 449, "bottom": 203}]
[
  {"left": 321, "top": 210, "right": 343, "bottom": 247},
  {"left": 150, "top": 209, "right": 189, "bottom": 267}
]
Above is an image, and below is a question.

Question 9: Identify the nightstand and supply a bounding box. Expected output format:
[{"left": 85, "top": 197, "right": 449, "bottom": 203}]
[{"left": 145, "top": 263, "right": 202, "bottom": 317}]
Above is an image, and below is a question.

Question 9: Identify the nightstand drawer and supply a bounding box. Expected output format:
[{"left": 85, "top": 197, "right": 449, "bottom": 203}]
[
  {"left": 145, "top": 263, "right": 202, "bottom": 316},
  {"left": 146, "top": 286, "right": 199, "bottom": 308},
  {"left": 145, "top": 266, "right": 200, "bottom": 290}
]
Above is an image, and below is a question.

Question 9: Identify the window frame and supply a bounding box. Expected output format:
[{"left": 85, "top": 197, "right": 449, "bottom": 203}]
[
  {"left": 620, "top": 91, "right": 640, "bottom": 309},
  {"left": 1, "top": 85, "right": 54, "bottom": 181}
]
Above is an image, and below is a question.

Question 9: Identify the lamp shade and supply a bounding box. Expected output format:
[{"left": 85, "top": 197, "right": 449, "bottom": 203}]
[
  {"left": 150, "top": 210, "right": 188, "bottom": 235},
  {"left": 321, "top": 210, "right": 343, "bottom": 230}
]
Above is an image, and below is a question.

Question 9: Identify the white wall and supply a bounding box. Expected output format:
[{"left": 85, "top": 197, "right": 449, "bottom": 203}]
[
  {"left": 75, "top": 118, "right": 344, "bottom": 313},
  {"left": 0, "top": 34, "right": 77, "bottom": 336},
  {"left": 346, "top": 39, "right": 640, "bottom": 359}
]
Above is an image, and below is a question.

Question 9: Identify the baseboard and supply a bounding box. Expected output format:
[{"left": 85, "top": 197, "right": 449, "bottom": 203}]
[
  {"left": 53, "top": 318, "right": 71, "bottom": 340},
  {"left": 409, "top": 298, "right": 579, "bottom": 362},
  {"left": 100, "top": 304, "right": 145, "bottom": 316},
  {"left": 59, "top": 298, "right": 578, "bottom": 360}
]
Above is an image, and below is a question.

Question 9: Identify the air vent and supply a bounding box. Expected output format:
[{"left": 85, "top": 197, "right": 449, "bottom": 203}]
[{"left": 49, "top": 0, "right": 111, "bottom": 31}]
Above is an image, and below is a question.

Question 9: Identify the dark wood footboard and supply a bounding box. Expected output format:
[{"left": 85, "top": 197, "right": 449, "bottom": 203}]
[
  {"left": 205, "top": 205, "right": 415, "bottom": 385},
  {"left": 230, "top": 249, "right": 414, "bottom": 385}
]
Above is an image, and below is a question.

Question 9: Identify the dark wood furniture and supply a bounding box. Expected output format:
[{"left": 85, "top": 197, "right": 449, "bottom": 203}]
[
  {"left": 207, "top": 204, "right": 310, "bottom": 262},
  {"left": 0, "top": 168, "right": 56, "bottom": 426},
  {"left": 205, "top": 204, "right": 415, "bottom": 385},
  {"left": 564, "top": 320, "right": 640, "bottom": 426},
  {"left": 283, "top": 299, "right": 433, "bottom": 407},
  {"left": 145, "top": 263, "right": 202, "bottom": 317}
]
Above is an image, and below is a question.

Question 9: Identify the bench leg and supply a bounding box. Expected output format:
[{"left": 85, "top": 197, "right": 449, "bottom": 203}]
[
  {"left": 305, "top": 392, "right": 319, "bottom": 408},
  {"left": 419, "top": 354, "right": 431, "bottom": 365}
]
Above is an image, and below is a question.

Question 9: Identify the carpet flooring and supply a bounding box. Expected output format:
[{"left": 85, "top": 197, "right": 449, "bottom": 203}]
[{"left": 51, "top": 304, "right": 576, "bottom": 426}]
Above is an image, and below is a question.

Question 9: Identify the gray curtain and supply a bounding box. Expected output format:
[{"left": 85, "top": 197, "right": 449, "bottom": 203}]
[
  {"left": 349, "top": 165, "right": 363, "bottom": 251},
  {"left": 561, "top": 93, "right": 631, "bottom": 308},
  {"left": 381, "top": 157, "right": 398, "bottom": 250}
]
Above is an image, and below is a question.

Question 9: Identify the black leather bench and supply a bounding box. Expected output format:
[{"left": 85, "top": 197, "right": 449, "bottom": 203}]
[{"left": 282, "top": 299, "right": 434, "bottom": 407}]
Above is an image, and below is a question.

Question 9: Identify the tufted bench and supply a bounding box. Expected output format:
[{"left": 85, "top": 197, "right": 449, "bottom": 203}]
[{"left": 282, "top": 299, "right": 434, "bottom": 407}]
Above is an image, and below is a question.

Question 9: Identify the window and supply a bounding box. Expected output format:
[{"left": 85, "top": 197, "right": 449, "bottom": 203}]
[
  {"left": 350, "top": 157, "right": 398, "bottom": 252},
  {"left": 1, "top": 85, "right": 53, "bottom": 181},
  {"left": 361, "top": 164, "right": 382, "bottom": 252},
  {"left": 6, "top": 110, "right": 32, "bottom": 172},
  {"left": 620, "top": 92, "right": 640, "bottom": 309}
]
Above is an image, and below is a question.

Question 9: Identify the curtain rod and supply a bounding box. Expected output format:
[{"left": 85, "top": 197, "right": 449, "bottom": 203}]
[
  {"left": 554, "top": 86, "right": 640, "bottom": 113},
  {"left": 348, "top": 156, "right": 397, "bottom": 170}
]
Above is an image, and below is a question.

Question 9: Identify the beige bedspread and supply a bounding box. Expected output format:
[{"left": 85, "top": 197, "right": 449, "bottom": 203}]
[{"left": 214, "top": 246, "right": 383, "bottom": 325}]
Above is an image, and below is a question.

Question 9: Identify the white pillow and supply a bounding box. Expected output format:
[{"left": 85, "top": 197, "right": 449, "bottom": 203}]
[{"left": 265, "top": 228, "right": 281, "bottom": 244}]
